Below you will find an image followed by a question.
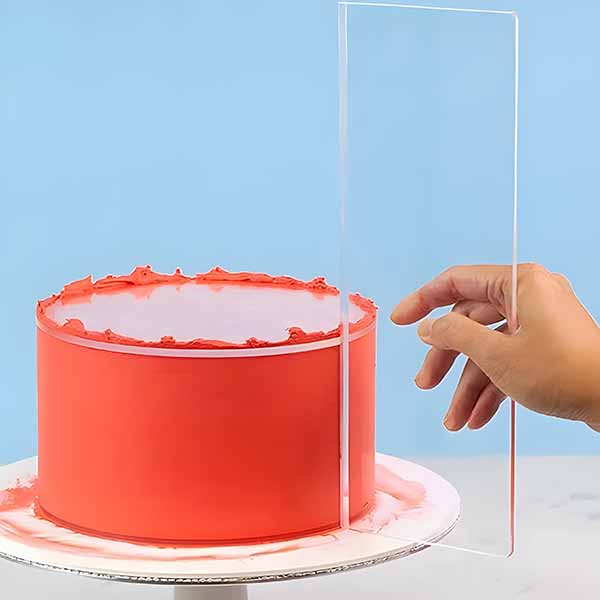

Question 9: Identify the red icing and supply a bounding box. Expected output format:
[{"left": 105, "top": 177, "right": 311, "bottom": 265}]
[
  {"left": 36, "top": 266, "right": 376, "bottom": 350},
  {"left": 0, "top": 479, "right": 37, "bottom": 512},
  {"left": 375, "top": 464, "right": 426, "bottom": 508}
]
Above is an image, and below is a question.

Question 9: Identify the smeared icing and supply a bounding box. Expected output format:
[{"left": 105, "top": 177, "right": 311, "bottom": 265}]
[
  {"left": 0, "top": 459, "right": 429, "bottom": 561},
  {"left": 0, "top": 479, "right": 37, "bottom": 512},
  {"left": 375, "top": 464, "right": 426, "bottom": 507},
  {"left": 36, "top": 266, "right": 376, "bottom": 350}
]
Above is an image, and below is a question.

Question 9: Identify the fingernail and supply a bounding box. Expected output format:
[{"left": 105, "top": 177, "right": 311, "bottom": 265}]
[
  {"left": 390, "top": 305, "right": 402, "bottom": 323},
  {"left": 443, "top": 411, "right": 456, "bottom": 431},
  {"left": 467, "top": 417, "right": 483, "bottom": 431},
  {"left": 414, "top": 369, "right": 425, "bottom": 388},
  {"left": 390, "top": 296, "right": 413, "bottom": 324},
  {"left": 418, "top": 318, "right": 434, "bottom": 340}
]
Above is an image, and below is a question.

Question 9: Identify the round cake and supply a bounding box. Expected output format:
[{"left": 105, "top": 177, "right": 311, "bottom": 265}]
[{"left": 35, "top": 266, "right": 377, "bottom": 545}]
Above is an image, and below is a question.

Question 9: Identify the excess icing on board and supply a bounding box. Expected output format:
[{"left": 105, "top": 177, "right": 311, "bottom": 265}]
[{"left": 0, "top": 457, "right": 428, "bottom": 559}]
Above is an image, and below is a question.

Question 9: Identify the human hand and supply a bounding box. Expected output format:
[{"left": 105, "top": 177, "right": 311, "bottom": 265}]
[{"left": 390, "top": 264, "right": 600, "bottom": 432}]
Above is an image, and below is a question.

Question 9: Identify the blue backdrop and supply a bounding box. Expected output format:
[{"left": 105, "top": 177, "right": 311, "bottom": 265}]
[{"left": 0, "top": 0, "right": 598, "bottom": 463}]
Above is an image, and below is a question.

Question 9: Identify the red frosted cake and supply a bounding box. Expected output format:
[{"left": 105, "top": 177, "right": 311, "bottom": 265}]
[{"left": 35, "top": 266, "right": 376, "bottom": 545}]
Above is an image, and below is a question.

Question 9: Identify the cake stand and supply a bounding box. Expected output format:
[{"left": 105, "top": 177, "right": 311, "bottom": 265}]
[{"left": 0, "top": 454, "right": 460, "bottom": 599}]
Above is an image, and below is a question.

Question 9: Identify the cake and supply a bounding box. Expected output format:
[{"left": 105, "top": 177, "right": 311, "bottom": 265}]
[{"left": 35, "top": 266, "right": 377, "bottom": 545}]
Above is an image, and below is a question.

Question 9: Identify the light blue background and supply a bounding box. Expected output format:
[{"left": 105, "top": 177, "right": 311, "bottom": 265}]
[{"left": 0, "top": 0, "right": 598, "bottom": 463}]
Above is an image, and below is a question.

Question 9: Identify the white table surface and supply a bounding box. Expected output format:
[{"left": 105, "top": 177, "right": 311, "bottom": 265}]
[{"left": 2, "top": 456, "right": 599, "bottom": 599}]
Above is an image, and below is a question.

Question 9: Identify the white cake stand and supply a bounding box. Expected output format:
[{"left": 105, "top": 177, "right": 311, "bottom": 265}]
[{"left": 0, "top": 454, "right": 460, "bottom": 599}]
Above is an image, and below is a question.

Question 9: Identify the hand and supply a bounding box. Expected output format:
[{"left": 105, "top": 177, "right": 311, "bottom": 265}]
[{"left": 390, "top": 264, "right": 600, "bottom": 432}]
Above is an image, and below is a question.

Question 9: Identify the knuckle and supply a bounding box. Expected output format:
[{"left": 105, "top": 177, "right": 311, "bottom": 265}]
[
  {"left": 439, "top": 266, "right": 456, "bottom": 281},
  {"left": 461, "top": 376, "right": 483, "bottom": 397},
  {"left": 432, "top": 313, "right": 459, "bottom": 339},
  {"left": 553, "top": 272, "right": 572, "bottom": 287},
  {"left": 520, "top": 262, "right": 548, "bottom": 277},
  {"left": 519, "top": 262, "right": 552, "bottom": 288},
  {"left": 451, "top": 300, "right": 470, "bottom": 316},
  {"left": 440, "top": 265, "right": 464, "bottom": 280}
]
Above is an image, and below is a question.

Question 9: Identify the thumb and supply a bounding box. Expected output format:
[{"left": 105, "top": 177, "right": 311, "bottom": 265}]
[{"left": 418, "top": 312, "right": 509, "bottom": 379}]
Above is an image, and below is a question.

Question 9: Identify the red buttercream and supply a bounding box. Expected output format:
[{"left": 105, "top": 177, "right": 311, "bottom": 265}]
[{"left": 36, "top": 266, "right": 376, "bottom": 349}]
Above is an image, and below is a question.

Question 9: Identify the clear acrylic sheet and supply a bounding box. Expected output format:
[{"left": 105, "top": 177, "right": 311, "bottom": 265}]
[
  {"left": 0, "top": 0, "right": 518, "bottom": 572},
  {"left": 339, "top": 1, "right": 519, "bottom": 556}
]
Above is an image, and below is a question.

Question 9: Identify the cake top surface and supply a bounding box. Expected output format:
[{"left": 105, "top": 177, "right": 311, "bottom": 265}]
[{"left": 37, "top": 266, "right": 376, "bottom": 350}]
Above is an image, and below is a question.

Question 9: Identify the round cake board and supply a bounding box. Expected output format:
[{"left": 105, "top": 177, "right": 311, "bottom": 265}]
[{"left": 0, "top": 454, "right": 460, "bottom": 599}]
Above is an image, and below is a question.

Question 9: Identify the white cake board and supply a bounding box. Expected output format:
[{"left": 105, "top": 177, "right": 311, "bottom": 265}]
[{"left": 0, "top": 454, "right": 460, "bottom": 599}]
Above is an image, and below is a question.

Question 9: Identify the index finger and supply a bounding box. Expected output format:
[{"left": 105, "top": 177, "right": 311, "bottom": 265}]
[{"left": 390, "top": 264, "right": 513, "bottom": 325}]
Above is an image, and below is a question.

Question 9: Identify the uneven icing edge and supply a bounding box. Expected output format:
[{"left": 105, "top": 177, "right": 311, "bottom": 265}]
[{"left": 36, "top": 266, "right": 377, "bottom": 350}]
